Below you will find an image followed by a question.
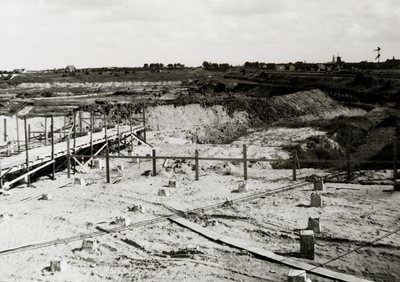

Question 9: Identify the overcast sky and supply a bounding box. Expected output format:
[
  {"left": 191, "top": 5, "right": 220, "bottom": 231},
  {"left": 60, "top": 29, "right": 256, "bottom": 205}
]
[{"left": 0, "top": 0, "right": 399, "bottom": 70}]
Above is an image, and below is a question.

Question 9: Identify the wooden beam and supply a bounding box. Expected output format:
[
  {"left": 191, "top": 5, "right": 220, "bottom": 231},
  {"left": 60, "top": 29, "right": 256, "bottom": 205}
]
[
  {"left": 44, "top": 117, "right": 47, "bottom": 146},
  {"left": 4, "top": 160, "right": 55, "bottom": 190},
  {"left": 82, "top": 143, "right": 108, "bottom": 167},
  {"left": 72, "top": 157, "right": 88, "bottom": 172},
  {"left": 169, "top": 217, "right": 372, "bottom": 282},
  {"left": 51, "top": 115, "right": 55, "bottom": 180},
  {"left": 16, "top": 116, "right": 20, "bottom": 154},
  {"left": 3, "top": 118, "right": 6, "bottom": 142},
  {"left": 24, "top": 116, "right": 30, "bottom": 187}
]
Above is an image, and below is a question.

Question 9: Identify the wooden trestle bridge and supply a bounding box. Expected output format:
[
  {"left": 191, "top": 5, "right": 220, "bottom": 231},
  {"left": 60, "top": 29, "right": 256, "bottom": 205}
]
[{"left": 0, "top": 112, "right": 147, "bottom": 190}]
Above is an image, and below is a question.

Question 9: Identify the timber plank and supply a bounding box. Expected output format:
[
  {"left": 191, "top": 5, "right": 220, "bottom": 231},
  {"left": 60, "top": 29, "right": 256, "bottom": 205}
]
[
  {"left": 169, "top": 217, "right": 372, "bottom": 282},
  {"left": 0, "top": 125, "right": 144, "bottom": 174}
]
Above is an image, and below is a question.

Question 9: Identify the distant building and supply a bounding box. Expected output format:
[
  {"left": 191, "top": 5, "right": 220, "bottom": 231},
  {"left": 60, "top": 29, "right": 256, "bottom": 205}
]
[{"left": 384, "top": 56, "right": 400, "bottom": 69}]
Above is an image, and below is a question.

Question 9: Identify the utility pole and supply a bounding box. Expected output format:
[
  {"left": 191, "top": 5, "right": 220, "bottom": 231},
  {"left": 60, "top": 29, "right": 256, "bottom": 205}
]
[{"left": 374, "top": 47, "right": 381, "bottom": 76}]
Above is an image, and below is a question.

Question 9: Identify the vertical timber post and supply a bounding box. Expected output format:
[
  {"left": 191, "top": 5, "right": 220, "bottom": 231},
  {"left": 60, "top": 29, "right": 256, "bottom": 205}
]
[
  {"left": 106, "top": 145, "right": 110, "bottom": 184},
  {"left": 73, "top": 111, "right": 77, "bottom": 175},
  {"left": 143, "top": 102, "right": 146, "bottom": 142},
  {"left": 195, "top": 149, "right": 199, "bottom": 181},
  {"left": 243, "top": 144, "right": 247, "bottom": 181},
  {"left": 104, "top": 113, "right": 110, "bottom": 184},
  {"left": 45, "top": 117, "right": 48, "bottom": 146},
  {"left": 346, "top": 146, "right": 351, "bottom": 181},
  {"left": 292, "top": 150, "right": 297, "bottom": 181},
  {"left": 394, "top": 138, "right": 398, "bottom": 181},
  {"left": 90, "top": 111, "right": 93, "bottom": 169},
  {"left": 28, "top": 124, "right": 31, "bottom": 142},
  {"left": 79, "top": 110, "right": 83, "bottom": 134},
  {"left": 130, "top": 108, "right": 133, "bottom": 154},
  {"left": 67, "top": 137, "right": 71, "bottom": 178},
  {"left": 24, "top": 116, "right": 30, "bottom": 187},
  {"left": 152, "top": 149, "right": 156, "bottom": 176},
  {"left": 117, "top": 116, "right": 120, "bottom": 156},
  {"left": 3, "top": 118, "right": 6, "bottom": 142},
  {"left": 16, "top": 116, "right": 20, "bottom": 154},
  {"left": 0, "top": 156, "right": 2, "bottom": 189},
  {"left": 51, "top": 115, "right": 55, "bottom": 180}
]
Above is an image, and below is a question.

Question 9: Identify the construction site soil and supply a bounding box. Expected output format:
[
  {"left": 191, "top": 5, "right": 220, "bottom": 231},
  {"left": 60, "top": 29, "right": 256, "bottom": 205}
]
[{"left": 0, "top": 69, "right": 400, "bottom": 281}]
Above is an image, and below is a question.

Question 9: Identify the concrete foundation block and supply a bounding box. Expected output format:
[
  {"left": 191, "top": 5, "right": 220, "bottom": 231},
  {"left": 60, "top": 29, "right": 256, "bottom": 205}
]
[
  {"left": 50, "top": 260, "right": 68, "bottom": 272},
  {"left": 41, "top": 193, "right": 52, "bottom": 201},
  {"left": 158, "top": 189, "right": 170, "bottom": 197},
  {"left": 115, "top": 216, "right": 130, "bottom": 226},
  {"left": 168, "top": 179, "right": 179, "bottom": 188},
  {"left": 74, "top": 177, "right": 86, "bottom": 186},
  {"left": 307, "top": 217, "right": 321, "bottom": 233},
  {"left": 300, "top": 230, "right": 315, "bottom": 260},
  {"left": 93, "top": 159, "right": 103, "bottom": 169},
  {"left": 310, "top": 193, "right": 323, "bottom": 207},
  {"left": 238, "top": 181, "right": 249, "bottom": 193},
  {"left": 82, "top": 239, "right": 98, "bottom": 252},
  {"left": 288, "top": 269, "right": 307, "bottom": 282},
  {"left": 313, "top": 180, "right": 325, "bottom": 191}
]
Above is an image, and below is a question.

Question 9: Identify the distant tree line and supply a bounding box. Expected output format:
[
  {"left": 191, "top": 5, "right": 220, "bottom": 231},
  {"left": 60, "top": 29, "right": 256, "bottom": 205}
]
[{"left": 202, "top": 62, "right": 231, "bottom": 70}]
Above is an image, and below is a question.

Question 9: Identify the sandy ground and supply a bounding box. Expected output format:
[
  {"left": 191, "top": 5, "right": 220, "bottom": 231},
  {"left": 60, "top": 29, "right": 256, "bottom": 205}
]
[{"left": 0, "top": 129, "right": 399, "bottom": 282}]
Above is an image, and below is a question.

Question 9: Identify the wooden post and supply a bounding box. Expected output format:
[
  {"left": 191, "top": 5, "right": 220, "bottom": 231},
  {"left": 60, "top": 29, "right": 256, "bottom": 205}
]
[
  {"left": 67, "top": 136, "right": 70, "bottom": 178},
  {"left": 3, "top": 118, "right": 6, "bottom": 142},
  {"left": 130, "top": 108, "right": 133, "bottom": 153},
  {"left": 0, "top": 156, "right": 2, "bottom": 189},
  {"left": 90, "top": 112, "right": 93, "bottom": 168},
  {"left": 51, "top": 115, "right": 55, "bottom": 180},
  {"left": 195, "top": 149, "right": 199, "bottom": 181},
  {"left": 104, "top": 113, "right": 107, "bottom": 140},
  {"left": 292, "top": 150, "right": 297, "bottom": 181},
  {"left": 106, "top": 144, "right": 110, "bottom": 184},
  {"left": 152, "top": 149, "right": 156, "bottom": 176},
  {"left": 117, "top": 117, "right": 120, "bottom": 156},
  {"left": 143, "top": 102, "right": 146, "bottom": 142},
  {"left": 79, "top": 110, "right": 83, "bottom": 133},
  {"left": 73, "top": 111, "right": 77, "bottom": 175},
  {"left": 16, "top": 116, "right": 20, "bottom": 154},
  {"left": 346, "top": 146, "right": 351, "bottom": 181},
  {"left": 45, "top": 117, "right": 48, "bottom": 146},
  {"left": 394, "top": 138, "right": 398, "bottom": 180},
  {"left": 243, "top": 144, "right": 247, "bottom": 181},
  {"left": 24, "top": 116, "right": 30, "bottom": 187},
  {"left": 73, "top": 111, "right": 77, "bottom": 148},
  {"left": 104, "top": 113, "right": 110, "bottom": 183},
  {"left": 63, "top": 116, "right": 66, "bottom": 140},
  {"left": 59, "top": 119, "right": 62, "bottom": 141},
  {"left": 28, "top": 124, "right": 31, "bottom": 142}
]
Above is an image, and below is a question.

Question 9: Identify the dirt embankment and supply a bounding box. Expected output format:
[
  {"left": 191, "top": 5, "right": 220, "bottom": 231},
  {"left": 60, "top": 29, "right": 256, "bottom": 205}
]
[{"left": 136, "top": 89, "right": 366, "bottom": 144}]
